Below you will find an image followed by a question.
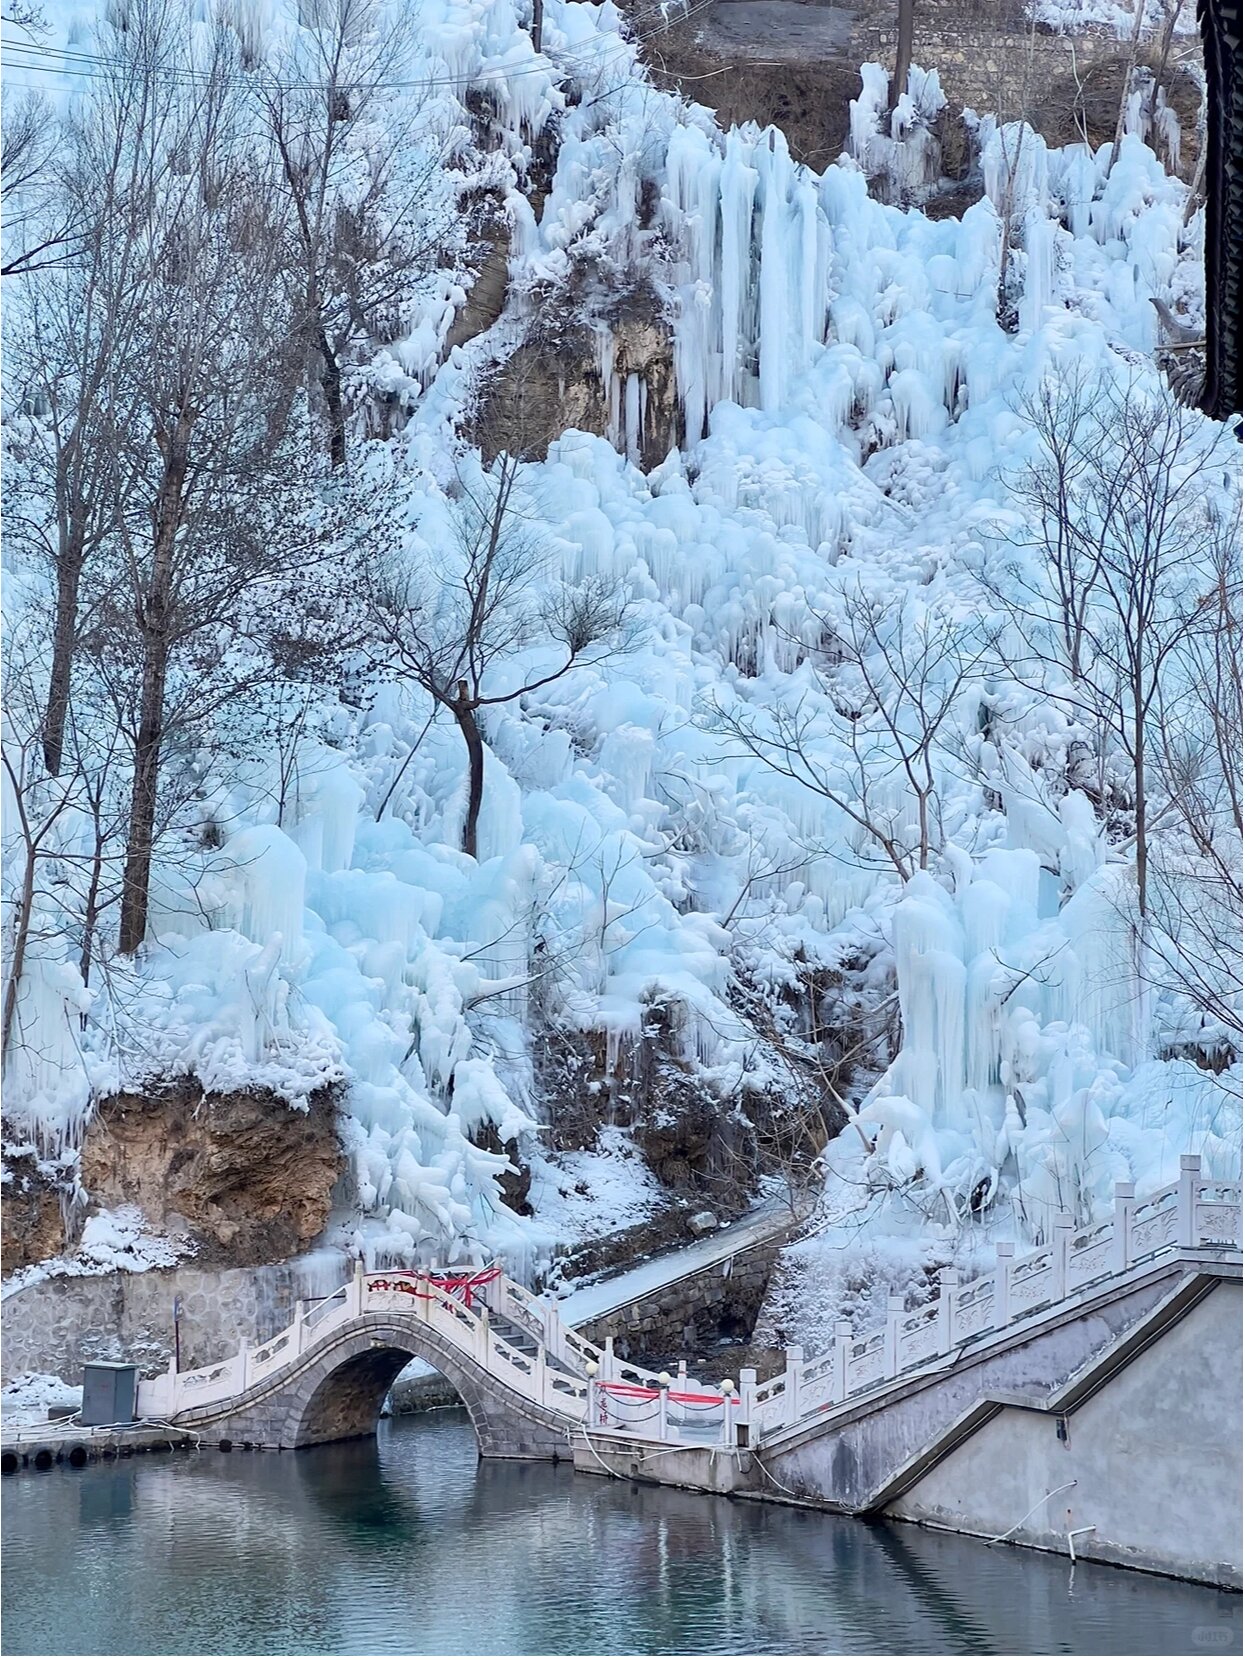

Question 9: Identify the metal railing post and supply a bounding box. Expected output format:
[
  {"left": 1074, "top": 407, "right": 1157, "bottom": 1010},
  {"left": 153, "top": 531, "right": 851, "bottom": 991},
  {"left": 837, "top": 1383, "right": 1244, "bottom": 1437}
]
[
  {"left": 995, "top": 1242, "right": 1014, "bottom": 1327},
  {"left": 1113, "top": 1182, "right": 1136, "bottom": 1273},
  {"left": 1178, "top": 1153, "right": 1201, "bottom": 1248}
]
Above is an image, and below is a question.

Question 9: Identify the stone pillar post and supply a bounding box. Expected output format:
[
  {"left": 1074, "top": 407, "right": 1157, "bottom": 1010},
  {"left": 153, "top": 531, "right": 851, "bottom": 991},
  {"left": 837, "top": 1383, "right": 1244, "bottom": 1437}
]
[
  {"left": 1178, "top": 1153, "right": 1202, "bottom": 1249},
  {"left": 738, "top": 1366, "right": 757, "bottom": 1446},
  {"left": 784, "top": 1345, "right": 803, "bottom": 1425},
  {"left": 995, "top": 1242, "right": 1014, "bottom": 1327},
  {"left": 1113, "top": 1181, "right": 1136, "bottom": 1273},
  {"left": 937, "top": 1269, "right": 959, "bottom": 1354},
  {"left": 1052, "top": 1212, "right": 1073, "bottom": 1302},
  {"left": 833, "top": 1320, "right": 851, "bottom": 1402},
  {"left": 883, "top": 1294, "right": 904, "bottom": 1378}
]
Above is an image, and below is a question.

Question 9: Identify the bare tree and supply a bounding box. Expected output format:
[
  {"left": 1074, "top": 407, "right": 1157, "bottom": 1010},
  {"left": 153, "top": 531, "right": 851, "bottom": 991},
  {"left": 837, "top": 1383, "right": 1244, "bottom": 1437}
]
[
  {"left": 24, "top": 0, "right": 326, "bottom": 955},
  {"left": 995, "top": 367, "right": 1235, "bottom": 918},
  {"left": 705, "top": 587, "right": 999, "bottom": 881},
  {"left": 1146, "top": 527, "right": 1242, "bottom": 1058},
  {"left": 365, "top": 451, "right": 635, "bottom": 859},
  {"left": 255, "top": 0, "right": 450, "bottom": 468}
]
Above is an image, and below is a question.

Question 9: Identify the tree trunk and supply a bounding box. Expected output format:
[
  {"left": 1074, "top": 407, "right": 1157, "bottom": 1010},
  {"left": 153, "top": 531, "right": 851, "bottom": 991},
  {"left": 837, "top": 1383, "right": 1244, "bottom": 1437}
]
[
  {"left": 890, "top": 0, "right": 915, "bottom": 111},
  {"left": 1, "top": 843, "right": 36, "bottom": 1064},
  {"left": 42, "top": 540, "right": 85, "bottom": 777},
  {"left": 117, "top": 626, "right": 172, "bottom": 955},
  {"left": 1110, "top": 0, "right": 1147, "bottom": 170},
  {"left": 317, "top": 330, "right": 346, "bottom": 470},
  {"left": 117, "top": 416, "right": 191, "bottom": 955},
  {"left": 452, "top": 685, "right": 485, "bottom": 860},
  {"left": 78, "top": 819, "right": 106, "bottom": 996},
  {"left": 1133, "top": 704, "right": 1148, "bottom": 919},
  {"left": 531, "top": 0, "right": 543, "bottom": 54}
]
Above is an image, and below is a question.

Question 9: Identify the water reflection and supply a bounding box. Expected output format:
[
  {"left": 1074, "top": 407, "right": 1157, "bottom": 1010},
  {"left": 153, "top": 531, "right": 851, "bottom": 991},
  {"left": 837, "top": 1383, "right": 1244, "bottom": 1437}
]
[{"left": 3, "top": 1410, "right": 1239, "bottom": 1656}]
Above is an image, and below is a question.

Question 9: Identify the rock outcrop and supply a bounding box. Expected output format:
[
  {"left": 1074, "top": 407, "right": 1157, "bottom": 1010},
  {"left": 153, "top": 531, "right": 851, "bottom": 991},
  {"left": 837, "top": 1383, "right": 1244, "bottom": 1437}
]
[
  {"left": 0, "top": 1151, "right": 68, "bottom": 1276},
  {"left": 77, "top": 1084, "right": 344, "bottom": 1267}
]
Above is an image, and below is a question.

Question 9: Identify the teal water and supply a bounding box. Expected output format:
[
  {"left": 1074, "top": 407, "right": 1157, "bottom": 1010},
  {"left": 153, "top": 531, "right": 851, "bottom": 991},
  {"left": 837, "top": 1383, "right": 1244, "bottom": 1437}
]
[{"left": 2, "top": 1410, "right": 1239, "bottom": 1655}]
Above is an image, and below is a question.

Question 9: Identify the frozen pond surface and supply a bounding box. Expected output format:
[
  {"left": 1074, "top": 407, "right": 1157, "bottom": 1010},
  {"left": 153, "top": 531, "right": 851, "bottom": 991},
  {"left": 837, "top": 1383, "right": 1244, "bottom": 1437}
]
[{"left": 2, "top": 1410, "right": 1239, "bottom": 1655}]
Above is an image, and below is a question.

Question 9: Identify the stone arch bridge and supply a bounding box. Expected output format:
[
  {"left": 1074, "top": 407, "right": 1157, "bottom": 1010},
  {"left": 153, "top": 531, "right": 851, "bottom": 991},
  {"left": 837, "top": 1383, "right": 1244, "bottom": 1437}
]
[{"left": 133, "top": 1158, "right": 1241, "bottom": 1584}]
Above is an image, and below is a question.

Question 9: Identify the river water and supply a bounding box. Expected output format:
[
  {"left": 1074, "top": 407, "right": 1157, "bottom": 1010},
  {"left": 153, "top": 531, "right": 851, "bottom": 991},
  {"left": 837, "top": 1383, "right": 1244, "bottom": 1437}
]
[{"left": 2, "top": 1411, "right": 1239, "bottom": 1656}]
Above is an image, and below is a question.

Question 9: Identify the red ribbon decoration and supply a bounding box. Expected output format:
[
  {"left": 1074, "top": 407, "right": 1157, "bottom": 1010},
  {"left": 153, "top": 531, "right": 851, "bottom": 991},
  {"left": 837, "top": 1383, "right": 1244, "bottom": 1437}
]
[{"left": 366, "top": 1266, "right": 501, "bottom": 1309}]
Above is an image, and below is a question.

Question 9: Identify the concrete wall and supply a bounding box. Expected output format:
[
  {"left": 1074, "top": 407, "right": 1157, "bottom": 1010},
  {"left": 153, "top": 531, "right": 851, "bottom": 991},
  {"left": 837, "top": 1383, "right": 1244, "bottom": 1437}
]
[
  {"left": 1, "top": 1254, "right": 350, "bottom": 1384},
  {"left": 888, "top": 1280, "right": 1242, "bottom": 1587}
]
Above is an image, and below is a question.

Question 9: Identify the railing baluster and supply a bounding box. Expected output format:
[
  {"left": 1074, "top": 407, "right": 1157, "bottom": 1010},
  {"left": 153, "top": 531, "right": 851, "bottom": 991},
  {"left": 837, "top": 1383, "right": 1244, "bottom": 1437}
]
[
  {"left": 1178, "top": 1153, "right": 1201, "bottom": 1248},
  {"left": 937, "top": 1269, "right": 958, "bottom": 1354},
  {"left": 1052, "top": 1212, "right": 1073, "bottom": 1302},
  {"left": 995, "top": 1242, "right": 1013, "bottom": 1327}
]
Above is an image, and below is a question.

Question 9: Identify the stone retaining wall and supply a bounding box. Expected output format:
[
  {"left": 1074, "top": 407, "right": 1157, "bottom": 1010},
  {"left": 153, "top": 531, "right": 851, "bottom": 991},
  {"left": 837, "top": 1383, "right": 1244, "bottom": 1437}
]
[
  {"left": 3, "top": 1236, "right": 788, "bottom": 1390},
  {"left": 1, "top": 1255, "right": 350, "bottom": 1385},
  {"left": 852, "top": 12, "right": 1123, "bottom": 124},
  {"left": 578, "top": 1238, "right": 786, "bottom": 1368}
]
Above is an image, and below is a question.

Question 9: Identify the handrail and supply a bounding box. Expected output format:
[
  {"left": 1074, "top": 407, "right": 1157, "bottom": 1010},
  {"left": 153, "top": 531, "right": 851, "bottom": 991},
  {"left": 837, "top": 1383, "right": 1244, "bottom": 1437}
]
[{"left": 136, "top": 1162, "right": 1239, "bottom": 1451}]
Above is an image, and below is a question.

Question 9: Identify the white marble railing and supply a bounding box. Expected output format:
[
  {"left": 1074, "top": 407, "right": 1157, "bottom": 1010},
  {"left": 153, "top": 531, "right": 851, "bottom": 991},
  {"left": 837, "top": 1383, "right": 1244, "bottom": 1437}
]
[
  {"left": 137, "top": 1157, "right": 1239, "bottom": 1450},
  {"left": 745, "top": 1156, "right": 1241, "bottom": 1444}
]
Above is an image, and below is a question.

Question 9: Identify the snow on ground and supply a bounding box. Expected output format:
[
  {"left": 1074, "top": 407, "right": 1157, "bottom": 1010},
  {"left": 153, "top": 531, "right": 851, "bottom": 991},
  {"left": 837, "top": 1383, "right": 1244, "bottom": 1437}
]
[
  {"left": 553, "top": 1195, "right": 790, "bottom": 1322},
  {"left": 1, "top": 1209, "right": 188, "bottom": 1301},
  {"left": 1, "top": 1373, "right": 82, "bottom": 1429},
  {"left": 1029, "top": 0, "right": 1197, "bottom": 37},
  {"left": 1, "top": 0, "right": 1238, "bottom": 1291},
  {"left": 528, "top": 1126, "right": 667, "bottom": 1247}
]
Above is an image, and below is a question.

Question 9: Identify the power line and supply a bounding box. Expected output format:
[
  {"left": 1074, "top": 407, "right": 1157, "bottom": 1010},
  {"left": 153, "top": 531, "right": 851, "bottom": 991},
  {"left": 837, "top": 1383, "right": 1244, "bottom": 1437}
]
[{"left": 0, "top": 2, "right": 711, "bottom": 96}]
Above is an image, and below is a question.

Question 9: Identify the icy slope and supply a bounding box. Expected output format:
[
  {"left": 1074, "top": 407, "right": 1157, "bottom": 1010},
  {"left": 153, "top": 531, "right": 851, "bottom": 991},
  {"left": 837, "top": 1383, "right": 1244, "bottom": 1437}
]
[{"left": 2, "top": 0, "right": 1238, "bottom": 1273}]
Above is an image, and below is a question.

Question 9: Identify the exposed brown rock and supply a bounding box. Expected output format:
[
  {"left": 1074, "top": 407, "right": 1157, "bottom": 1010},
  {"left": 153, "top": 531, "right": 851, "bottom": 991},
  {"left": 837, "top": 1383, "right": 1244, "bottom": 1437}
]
[
  {"left": 78, "top": 1083, "right": 344, "bottom": 1267},
  {"left": 471, "top": 280, "right": 680, "bottom": 470},
  {"left": 1, "top": 1150, "right": 68, "bottom": 1276}
]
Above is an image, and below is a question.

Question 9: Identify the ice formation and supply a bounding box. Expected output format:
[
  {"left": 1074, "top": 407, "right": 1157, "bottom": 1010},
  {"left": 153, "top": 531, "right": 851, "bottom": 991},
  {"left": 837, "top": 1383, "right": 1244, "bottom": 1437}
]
[{"left": 1, "top": 0, "right": 1237, "bottom": 1276}]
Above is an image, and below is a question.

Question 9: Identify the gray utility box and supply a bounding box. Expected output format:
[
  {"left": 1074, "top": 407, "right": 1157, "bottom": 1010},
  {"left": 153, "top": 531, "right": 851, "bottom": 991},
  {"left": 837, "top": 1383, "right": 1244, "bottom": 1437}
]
[{"left": 81, "top": 1363, "right": 139, "bottom": 1427}]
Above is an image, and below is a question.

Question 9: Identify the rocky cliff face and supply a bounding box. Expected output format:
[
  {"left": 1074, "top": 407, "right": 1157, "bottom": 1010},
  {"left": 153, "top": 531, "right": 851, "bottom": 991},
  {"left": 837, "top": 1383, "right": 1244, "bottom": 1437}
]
[
  {"left": 77, "top": 1084, "right": 344, "bottom": 1268},
  {"left": 0, "top": 1153, "right": 68, "bottom": 1277}
]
